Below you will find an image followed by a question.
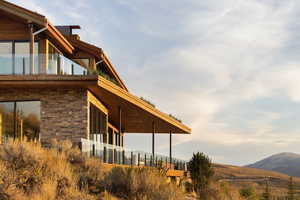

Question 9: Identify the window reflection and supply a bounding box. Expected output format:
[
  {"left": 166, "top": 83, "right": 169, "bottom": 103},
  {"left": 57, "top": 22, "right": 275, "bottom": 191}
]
[
  {"left": 16, "top": 101, "right": 41, "bottom": 141},
  {"left": 0, "top": 102, "right": 14, "bottom": 142},
  {"left": 0, "top": 101, "right": 40, "bottom": 143},
  {"left": 90, "top": 103, "right": 107, "bottom": 143}
]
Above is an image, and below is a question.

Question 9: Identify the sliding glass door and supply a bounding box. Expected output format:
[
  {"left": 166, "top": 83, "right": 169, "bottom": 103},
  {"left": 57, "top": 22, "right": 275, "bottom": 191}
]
[
  {"left": 0, "top": 101, "right": 40, "bottom": 143},
  {"left": 90, "top": 103, "right": 107, "bottom": 143}
]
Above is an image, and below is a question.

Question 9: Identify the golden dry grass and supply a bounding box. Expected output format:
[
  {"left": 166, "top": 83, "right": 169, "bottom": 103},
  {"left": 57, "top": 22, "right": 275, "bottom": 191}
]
[
  {"left": 0, "top": 140, "right": 184, "bottom": 200},
  {"left": 214, "top": 163, "right": 300, "bottom": 197}
]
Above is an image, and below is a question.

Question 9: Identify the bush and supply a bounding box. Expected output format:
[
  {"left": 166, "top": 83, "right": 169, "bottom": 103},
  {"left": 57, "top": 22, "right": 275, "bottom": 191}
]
[
  {"left": 104, "top": 167, "right": 184, "bottom": 200},
  {"left": 239, "top": 186, "right": 258, "bottom": 200}
]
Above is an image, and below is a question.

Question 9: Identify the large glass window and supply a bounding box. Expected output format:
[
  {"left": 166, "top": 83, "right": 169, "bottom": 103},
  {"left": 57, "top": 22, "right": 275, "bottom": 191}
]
[
  {"left": 0, "top": 102, "right": 14, "bottom": 142},
  {"left": 0, "top": 101, "right": 40, "bottom": 143},
  {"left": 90, "top": 103, "right": 107, "bottom": 143},
  {"left": 0, "top": 42, "right": 13, "bottom": 74}
]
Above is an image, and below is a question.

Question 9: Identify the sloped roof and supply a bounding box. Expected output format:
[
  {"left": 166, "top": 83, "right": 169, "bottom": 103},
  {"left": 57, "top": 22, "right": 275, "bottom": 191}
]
[
  {"left": 0, "top": 0, "right": 74, "bottom": 54},
  {"left": 67, "top": 37, "right": 128, "bottom": 91}
]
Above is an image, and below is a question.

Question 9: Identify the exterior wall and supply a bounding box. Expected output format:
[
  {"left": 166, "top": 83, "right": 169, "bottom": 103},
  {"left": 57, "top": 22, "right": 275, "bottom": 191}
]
[
  {"left": 0, "top": 88, "right": 88, "bottom": 143},
  {"left": 0, "top": 13, "right": 29, "bottom": 40}
]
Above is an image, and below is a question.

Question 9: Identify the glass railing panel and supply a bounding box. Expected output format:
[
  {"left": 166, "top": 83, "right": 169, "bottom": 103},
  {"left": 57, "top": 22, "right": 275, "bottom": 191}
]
[
  {"left": 80, "top": 138, "right": 188, "bottom": 170},
  {"left": 0, "top": 54, "right": 88, "bottom": 76},
  {"left": 0, "top": 54, "right": 13, "bottom": 74}
]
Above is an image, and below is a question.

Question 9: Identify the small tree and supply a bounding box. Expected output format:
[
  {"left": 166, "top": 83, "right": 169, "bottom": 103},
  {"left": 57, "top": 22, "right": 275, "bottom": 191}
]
[
  {"left": 288, "top": 176, "right": 297, "bottom": 200},
  {"left": 261, "top": 178, "right": 271, "bottom": 200},
  {"left": 188, "top": 152, "right": 214, "bottom": 199}
]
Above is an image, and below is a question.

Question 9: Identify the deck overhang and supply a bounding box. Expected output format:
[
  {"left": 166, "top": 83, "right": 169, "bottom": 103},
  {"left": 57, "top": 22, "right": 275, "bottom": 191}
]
[
  {"left": 0, "top": 75, "right": 98, "bottom": 88},
  {"left": 89, "top": 77, "right": 191, "bottom": 134}
]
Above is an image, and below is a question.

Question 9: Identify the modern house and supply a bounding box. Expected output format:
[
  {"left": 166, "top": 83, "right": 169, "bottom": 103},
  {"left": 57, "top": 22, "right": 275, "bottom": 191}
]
[{"left": 0, "top": 0, "right": 191, "bottom": 168}]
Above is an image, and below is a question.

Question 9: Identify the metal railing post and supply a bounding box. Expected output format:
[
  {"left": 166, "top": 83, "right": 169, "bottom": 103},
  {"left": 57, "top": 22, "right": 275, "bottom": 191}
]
[
  {"left": 145, "top": 154, "right": 147, "bottom": 166},
  {"left": 92, "top": 143, "right": 95, "bottom": 156},
  {"left": 57, "top": 55, "right": 61, "bottom": 75},
  {"left": 131, "top": 151, "right": 133, "bottom": 166},
  {"left": 22, "top": 57, "right": 25, "bottom": 75},
  {"left": 103, "top": 147, "right": 107, "bottom": 163},
  {"left": 138, "top": 153, "right": 140, "bottom": 166},
  {"left": 71, "top": 64, "right": 74, "bottom": 75}
]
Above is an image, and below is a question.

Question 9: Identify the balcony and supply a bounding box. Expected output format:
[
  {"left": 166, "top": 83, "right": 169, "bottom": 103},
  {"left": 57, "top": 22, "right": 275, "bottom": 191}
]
[
  {"left": 80, "top": 138, "right": 187, "bottom": 171},
  {"left": 0, "top": 54, "right": 88, "bottom": 75}
]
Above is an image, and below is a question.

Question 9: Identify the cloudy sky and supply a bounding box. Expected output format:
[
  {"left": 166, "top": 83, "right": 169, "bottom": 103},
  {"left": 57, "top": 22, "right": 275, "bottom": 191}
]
[{"left": 8, "top": 0, "right": 300, "bottom": 165}]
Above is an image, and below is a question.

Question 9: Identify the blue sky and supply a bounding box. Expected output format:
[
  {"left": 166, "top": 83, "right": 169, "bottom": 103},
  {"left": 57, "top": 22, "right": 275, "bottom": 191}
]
[{"left": 9, "top": 0, "right": 300, "bottom": 165}]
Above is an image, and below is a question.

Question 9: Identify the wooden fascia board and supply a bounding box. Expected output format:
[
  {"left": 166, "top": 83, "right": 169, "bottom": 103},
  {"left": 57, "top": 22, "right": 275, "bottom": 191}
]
[
  {"left": 108, "top": 123, "right": 119, "bottom": 133},
  {"left": 88, "top": 90, "right": 108, "bottom": 115},
  {"left": 48, "top": 23, "right": 74, "bottom": 54},
  {"left": 66, "top": 38, "right": 102, "bottom": 59},
  {"left": 101, "top": 53, "right": 128, "bottom": 91},
  {"left": 98, "top": 77, "right": 191, "bottom": 134},
  {"left": 0, "top": 0, "right": 47, "bottom": 26}
]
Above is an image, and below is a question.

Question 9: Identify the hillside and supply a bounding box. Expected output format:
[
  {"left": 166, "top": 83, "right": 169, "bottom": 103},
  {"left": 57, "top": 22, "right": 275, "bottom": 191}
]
[
  {"left": 246, "top": 152, "right": 300, "bottom": 177},
  {"left": 214, "top": 163, "right": 300, "bottom": 197}
]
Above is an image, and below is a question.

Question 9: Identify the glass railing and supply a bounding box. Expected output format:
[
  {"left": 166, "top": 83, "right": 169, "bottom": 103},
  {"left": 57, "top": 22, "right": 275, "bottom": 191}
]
[
  {"left": 0, "top": 54, "right": 88, "bottom": 75},
  {"left": 80, "top": 138, "right": 187, "bottom": 171}
]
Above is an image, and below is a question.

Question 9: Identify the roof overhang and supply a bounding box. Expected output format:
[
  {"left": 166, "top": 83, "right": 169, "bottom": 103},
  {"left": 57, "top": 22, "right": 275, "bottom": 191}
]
[
  {"left": 89, "top": 77, "right": 191, "bottom": 134},
  {"left": 66, "top": 37, "right": 128, "bottom": 91},
  {"left": 0, "top": 75, "right": 191, "bottom": 134}
]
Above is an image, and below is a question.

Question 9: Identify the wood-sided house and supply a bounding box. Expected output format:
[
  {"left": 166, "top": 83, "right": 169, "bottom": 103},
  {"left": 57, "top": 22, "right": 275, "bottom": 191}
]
[{"left": 0, "top": 0, "right": 191, "bottom": 164}]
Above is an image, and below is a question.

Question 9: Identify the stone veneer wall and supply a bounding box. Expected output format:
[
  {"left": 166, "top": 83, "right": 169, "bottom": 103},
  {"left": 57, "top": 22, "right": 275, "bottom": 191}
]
[{"left": 0, "top": 88, "right": 88, "bottom": 143}]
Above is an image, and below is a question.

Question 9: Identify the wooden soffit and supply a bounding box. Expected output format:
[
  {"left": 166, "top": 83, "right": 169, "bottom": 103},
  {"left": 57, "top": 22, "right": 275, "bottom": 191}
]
[{"left": 89, "top": 76, "right": 191, "bottom": 134}]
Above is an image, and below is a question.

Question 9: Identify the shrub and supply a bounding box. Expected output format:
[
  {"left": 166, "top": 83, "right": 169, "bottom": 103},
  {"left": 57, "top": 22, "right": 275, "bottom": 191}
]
[
  {"left": 239, "top": 186, "right": 258, "bottom": 200},
  {"left": 0, "top": 140, "right": 95, "bottom": 200},
  {"left": 104, "top": 167, "right": 184, "bottom": 200}
]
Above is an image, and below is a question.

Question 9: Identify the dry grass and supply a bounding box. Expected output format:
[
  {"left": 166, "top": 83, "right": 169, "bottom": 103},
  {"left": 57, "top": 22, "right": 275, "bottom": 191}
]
[
  {"left": 104, "top": 167, "right": 184, "bottom": 200},
  {"left": 214, "top": 163, "right": 300, "bottom": 198},
  {"left": 0, "top": 140, "right": 184, "bottom": 200}
]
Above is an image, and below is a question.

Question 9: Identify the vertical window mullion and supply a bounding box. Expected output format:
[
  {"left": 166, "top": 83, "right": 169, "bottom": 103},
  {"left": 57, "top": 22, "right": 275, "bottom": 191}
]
[{"left": 12, "top": 41, "right": 15, "bottom": 75}]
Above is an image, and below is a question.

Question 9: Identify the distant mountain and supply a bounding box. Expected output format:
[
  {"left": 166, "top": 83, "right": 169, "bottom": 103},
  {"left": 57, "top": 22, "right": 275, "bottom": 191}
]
[{"left": 246, "top": 152, "right": 300, "bottom": 178}]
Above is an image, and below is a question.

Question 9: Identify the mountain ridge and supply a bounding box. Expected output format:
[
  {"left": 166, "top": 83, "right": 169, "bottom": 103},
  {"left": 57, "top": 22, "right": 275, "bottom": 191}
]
[{"left": 246, "top": 152, "right": 300, "bottom": 177}]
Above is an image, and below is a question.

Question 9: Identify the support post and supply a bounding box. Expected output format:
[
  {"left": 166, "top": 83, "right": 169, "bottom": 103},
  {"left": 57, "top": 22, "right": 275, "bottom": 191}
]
[
  {"left": 0, "top": 114, "right": 2, "bottom": 144},
  {"left": 138, "top": 153, "right": 140, "bottom": 166},
  {"left": 29, "top": 23, "right": 34, "bottom": 74},
  {"left": 169, "top": 131, "right": 172, "bottom": 169},
  {"left": 119, "top": 107, "right": 123, "bottom": 146},
  {"left": 152, "top": 121, "right": 155, "bottom": 157},
  {"left": 13, "top": 102, "right": 17, "bottom": 141}
]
